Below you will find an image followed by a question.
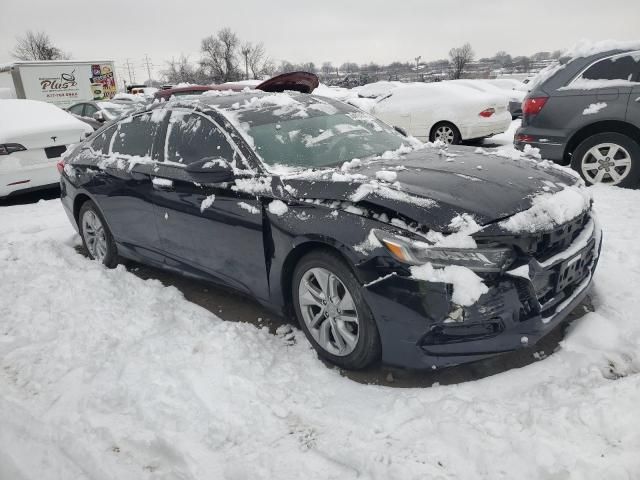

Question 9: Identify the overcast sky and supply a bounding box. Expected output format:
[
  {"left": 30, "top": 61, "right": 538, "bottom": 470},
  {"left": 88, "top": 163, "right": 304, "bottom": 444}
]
[{"left": 2, "top": 0, "right": 639, "bottom": 82}]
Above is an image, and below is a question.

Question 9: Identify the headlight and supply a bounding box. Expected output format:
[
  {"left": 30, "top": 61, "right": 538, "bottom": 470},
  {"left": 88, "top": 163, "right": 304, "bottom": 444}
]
[{"left": 373, "top": 229, "right": 515, "bottom": 272}]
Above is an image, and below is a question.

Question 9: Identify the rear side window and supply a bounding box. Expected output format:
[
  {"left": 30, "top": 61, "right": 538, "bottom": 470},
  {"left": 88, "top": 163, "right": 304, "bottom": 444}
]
[
  {"left": 90, "top": 126, "right": 116, "bottom": 155},
  {"left": 581, "top": 55, "right": 639, "bottom": 82},
  {"left": 111, "top": 113, "right": 162, "bottom": 158},
  {"left": 165, "top": 111, "right": 234, "bottom": 165}
]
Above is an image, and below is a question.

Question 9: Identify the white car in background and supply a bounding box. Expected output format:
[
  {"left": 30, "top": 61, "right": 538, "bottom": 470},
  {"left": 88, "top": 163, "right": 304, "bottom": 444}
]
[
  {"left": 364, "top": 82, "right": 511, "bottom": 144},
  {"left": 447, "top": 79, "right": 526, "bottom": 119},
  {"left": 0, "top": 99, "right": 92, "bottom": 198}
]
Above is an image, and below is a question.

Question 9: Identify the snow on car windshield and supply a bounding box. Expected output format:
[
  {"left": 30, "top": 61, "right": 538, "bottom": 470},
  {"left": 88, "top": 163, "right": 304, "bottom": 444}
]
[
  {"left": 218, "top": 92, "right": 405, "bottom": 169},
  {"left": 249, "top": 112, "right": 404, "bottom": 168}
]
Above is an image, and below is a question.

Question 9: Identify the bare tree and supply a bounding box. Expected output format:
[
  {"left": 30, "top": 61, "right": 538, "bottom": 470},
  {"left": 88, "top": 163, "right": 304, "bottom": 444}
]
[
  {"left": 162, "top": 55, "right": 205, "bottom": 84},
  {"left": 200, "top": 28, "right": 240, "bottom": 83},
  {"left": 321, "top": 62, "right": 333, "bottom": 78},
  {"left": 247, "top": 42, "right": 271, "bottom": 79},
  {"left": 448, "top": 42, "right": 474, "bottom": 79},
  {"left": 12, "top": 30, "right": 66, "bottom": 61}
]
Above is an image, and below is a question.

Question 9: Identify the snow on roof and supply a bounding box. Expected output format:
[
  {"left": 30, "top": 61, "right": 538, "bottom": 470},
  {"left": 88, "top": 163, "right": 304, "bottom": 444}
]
[
  {"left": 565, "top": 39, "right": 640, "bottom": 59},
  {"left": 0, "top": 99, "right": 92, "bottom": 142}
]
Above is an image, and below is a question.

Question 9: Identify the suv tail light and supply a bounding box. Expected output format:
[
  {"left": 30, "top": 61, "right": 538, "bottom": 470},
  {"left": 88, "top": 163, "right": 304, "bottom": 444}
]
[
  {"left": 522, "top": 96, "right": 548, "bottom": 117},
  {"left": 0, "top": 143, "right": 27, "bottom": 155},
  {"left": 479, "top": 108, "right": 495, "bottom": 118},
  {"left": 56, "top": 159, "right": 65, "bottom": 174}
]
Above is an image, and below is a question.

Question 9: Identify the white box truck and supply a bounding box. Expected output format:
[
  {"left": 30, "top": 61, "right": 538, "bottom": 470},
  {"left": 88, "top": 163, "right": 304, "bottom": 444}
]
[{"left": 0, "top": 60, "right": 118, "bottom": 108}]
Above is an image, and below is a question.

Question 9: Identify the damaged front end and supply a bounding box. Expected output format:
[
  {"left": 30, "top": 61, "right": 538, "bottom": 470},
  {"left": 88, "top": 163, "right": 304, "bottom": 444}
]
[{"left": 358, "top": 207, "right": 602, "bottom": 370}]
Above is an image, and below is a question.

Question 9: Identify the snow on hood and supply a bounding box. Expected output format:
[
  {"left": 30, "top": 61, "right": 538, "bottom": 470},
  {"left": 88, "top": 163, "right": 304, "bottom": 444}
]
[
  {"left": 279, "top": 142, "right": 584, "bottom": 233},
  {"left": 0, "top": 99, "right": 92, "bottom": 144}
]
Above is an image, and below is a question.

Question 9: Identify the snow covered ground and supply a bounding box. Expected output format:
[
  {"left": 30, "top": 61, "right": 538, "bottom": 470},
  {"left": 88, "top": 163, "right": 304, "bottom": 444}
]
[{"left": 1, "top": 127, "right": 640, "bottom": 478}]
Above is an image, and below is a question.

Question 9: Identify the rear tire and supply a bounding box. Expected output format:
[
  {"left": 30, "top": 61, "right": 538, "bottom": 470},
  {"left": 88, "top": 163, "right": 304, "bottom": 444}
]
[
  {"left": 429, "top": 122, "right": 461, "bottom": 145},
  {"left": 78, "top": 200, "right": 118, "bottom": 268},
  {"left": 571, "top": 132, "right": 640, "bottom": 188},
  {"left": 291, "top": 250, "right": 381, "bottom": 370}
]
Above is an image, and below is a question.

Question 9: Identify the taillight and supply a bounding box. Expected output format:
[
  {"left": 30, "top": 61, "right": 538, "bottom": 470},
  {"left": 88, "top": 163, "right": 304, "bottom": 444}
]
[
  {"left": 515, "top": 134, "right": 536, "bottom": 143},
  {"left": 0, "top": 143, "right": 27, "bottom": 155},
  {"left": 522, "top": 96, "right": 548, "bottom": 116},
  {"left": 56, "top": 159, "right": 65, "bottom": 174},
  {"left": 479, "top": 108, "right": 495, "bottom": 118}
]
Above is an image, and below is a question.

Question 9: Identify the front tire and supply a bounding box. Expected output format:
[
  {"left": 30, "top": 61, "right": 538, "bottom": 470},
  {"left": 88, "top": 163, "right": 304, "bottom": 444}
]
[
  {"left": 79, "top": 200, "right": 118, "bottom": 268},
  {"left": 430, "top": 122, "right": 461, "bottom": 145},
  {"left": 571, "top": 132, "right": 640, "bottom": 188},
  {"left": 292, "top": 250, "right": 381, "bottom": 370}
]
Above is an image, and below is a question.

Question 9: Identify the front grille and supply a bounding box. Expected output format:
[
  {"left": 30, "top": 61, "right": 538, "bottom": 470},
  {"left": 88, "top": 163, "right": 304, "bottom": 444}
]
[
  {"left": 480, "top": 212, "right": 590, "bottom": 262},
  {"left": 45, "top": 145, "right": 67, "bottom": 159}
]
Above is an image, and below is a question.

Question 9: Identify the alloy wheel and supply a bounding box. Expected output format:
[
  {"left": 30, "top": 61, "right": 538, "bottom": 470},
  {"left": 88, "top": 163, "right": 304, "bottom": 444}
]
[
  {"left": 81, "top": 209, "right": 108, "bottom": 261},
  {"left": 298, "top": 267, "right": 360, "bottom": 356},
  {"left": 581, "top": 143, "right": 632, "bottom": 185},
  {"left": 434, "top": 125, "right": 455, "bottom": 144}
]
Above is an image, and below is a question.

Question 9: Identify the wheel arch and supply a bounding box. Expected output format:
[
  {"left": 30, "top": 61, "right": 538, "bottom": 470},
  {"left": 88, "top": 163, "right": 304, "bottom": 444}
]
[
  {"left": 564, "top": 120, "right": 640, "bottom": 163},
  {"left": 73, "top": 193, "right": 93, "bottom": 225}
]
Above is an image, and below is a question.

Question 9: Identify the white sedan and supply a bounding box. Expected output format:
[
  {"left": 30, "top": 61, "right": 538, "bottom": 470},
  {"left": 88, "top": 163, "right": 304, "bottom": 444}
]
[
  {"left": 364, "top": 82, "right": 511, "bottom": 145},
  {"left": 0, "top": 99, "right": 92, "bottom": 198},
  {"left": 447, "top": 79, "right": 526, "bottom": 119}
]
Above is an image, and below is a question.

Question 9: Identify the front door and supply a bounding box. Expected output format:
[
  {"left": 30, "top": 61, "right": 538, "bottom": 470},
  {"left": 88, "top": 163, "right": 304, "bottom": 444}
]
[{"left": 150, "top": 109, "right": 269, "bottom": 300}]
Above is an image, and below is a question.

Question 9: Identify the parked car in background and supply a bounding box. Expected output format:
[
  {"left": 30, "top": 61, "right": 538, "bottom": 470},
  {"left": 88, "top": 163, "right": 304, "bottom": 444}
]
[
  {"left": 67, "top": 100, "right": 141, "bottom": 130},
  {"left": 59, "top": 91, "right": 600, "bottom": 370},
  {"left": 155, "top": 72, "right": 320, "bottom": 101},
  {"left": 450, "top": 79, "right": 526, "bottom": 118},
  {"left": 0, "top": 99, "right": 92, "bottom": 197},
  {"left": 365, "top": 82, "right": 511, "bottom": 144},
  {"left": 515, "top": 48, "right": 640, "bottom": 187}
]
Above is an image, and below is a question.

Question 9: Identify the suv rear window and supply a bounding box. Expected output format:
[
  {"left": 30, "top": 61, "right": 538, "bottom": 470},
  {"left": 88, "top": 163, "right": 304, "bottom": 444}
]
[
  {"left": 90, "top": 126, "right": 116, "bottom": 155},
  {"left": 582, "top": 54, "right": 639, "bottom": 82}
]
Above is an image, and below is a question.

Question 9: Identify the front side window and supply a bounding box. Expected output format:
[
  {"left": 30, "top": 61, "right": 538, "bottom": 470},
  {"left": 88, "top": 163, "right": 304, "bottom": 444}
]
[
  {"left": 581, "top": 54, "right": 639, "bottom": 82},
  {"left": 84, "top": 104, "right": 98, "bottom": 117},
  {"left": 165, "top": 111, "right": 235, "bottom": 165},
  {"left": 111, "top": 112, "right": 162, "bottom": 158}
]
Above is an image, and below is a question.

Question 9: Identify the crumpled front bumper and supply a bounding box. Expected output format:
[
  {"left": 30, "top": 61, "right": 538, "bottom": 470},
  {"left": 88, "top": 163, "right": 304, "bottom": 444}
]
[{"left": 362, "top": 217, "right": 603, "bottom": 370}]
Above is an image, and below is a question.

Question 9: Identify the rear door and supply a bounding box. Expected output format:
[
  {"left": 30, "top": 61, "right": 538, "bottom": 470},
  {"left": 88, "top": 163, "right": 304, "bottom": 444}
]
[
  {"left": 85, "top": 111, "right": 166, "bottom": 262},
  {"left": 150, "top": 109, "right": 269, "bottom": 299}
]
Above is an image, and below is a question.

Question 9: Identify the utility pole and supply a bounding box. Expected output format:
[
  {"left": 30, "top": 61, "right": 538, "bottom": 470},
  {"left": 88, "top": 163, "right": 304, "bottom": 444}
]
[
  {"left": 143, "top": 54, "right": 153, "bottom": 86},
  {"left": 241, "top": 45, "right": 251, "bottom": 80},
  {"left": 415, "top": 55, "right": 422, "bottom": 82},
  {"left": 124, "top": 58, "right": 135, "bottom": 84}
]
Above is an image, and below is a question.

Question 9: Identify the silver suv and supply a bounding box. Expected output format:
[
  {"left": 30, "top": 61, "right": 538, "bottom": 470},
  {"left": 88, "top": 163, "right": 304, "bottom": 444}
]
[{"left": 515, "top": 49, "right": 640, "bottom": 187}]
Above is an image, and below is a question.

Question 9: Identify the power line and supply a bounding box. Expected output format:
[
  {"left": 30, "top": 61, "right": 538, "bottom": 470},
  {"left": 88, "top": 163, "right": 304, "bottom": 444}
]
[{"left": 142, "top": 54, "right": 153, "bottom": 84}]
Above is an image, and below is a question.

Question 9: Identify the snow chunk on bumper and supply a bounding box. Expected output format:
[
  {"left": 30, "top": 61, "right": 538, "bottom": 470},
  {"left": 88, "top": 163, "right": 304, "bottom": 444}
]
[
  {"left": 410, "top": 263, "right": 488, "bottom": 306},
  {"left": 499, "top": 183, "right": 592, "bottom": 233}
]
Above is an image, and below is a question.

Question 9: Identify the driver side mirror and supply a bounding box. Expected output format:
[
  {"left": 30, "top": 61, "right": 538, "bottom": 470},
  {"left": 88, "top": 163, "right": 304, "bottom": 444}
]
[
  {"left": 92, "top": 111, "right": 105, "bottom": 122},
  {"left": 185, "top": 157, "right": 235, "bottom": 183}
]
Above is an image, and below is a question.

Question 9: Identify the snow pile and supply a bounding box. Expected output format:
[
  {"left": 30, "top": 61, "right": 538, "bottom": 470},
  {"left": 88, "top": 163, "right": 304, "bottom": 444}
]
[
  {"left": 500, "top": 183, "right": 592, "bottom": 233},
  {"left": 411, "top": 263, "right": 488, "bottom": 306},
  {"left": 375, "top": 170, "right": 398, "bottom": 183},
  {"left": 425, "top": 214, "right": 482, "bottom": 248},
  {"left": 267, "top": 199, "right": 288, "bottom": 216},
  {"left": 583, "top": 102, "right": 608, "bottom": 115},
  {"left": 1, "top": 187, "right": 640, "bottom": 478}
]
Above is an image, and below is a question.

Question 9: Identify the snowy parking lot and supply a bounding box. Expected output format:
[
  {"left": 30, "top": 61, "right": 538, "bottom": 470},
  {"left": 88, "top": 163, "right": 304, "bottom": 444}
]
[{"left": 1, "top": 126, "right": 640, "bottom": 478}]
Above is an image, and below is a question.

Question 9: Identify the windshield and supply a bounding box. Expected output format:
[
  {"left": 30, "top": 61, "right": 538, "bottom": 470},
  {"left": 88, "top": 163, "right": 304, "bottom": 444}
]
[{"left": 247, "top": 110, "right": 404, "bottom": 169}]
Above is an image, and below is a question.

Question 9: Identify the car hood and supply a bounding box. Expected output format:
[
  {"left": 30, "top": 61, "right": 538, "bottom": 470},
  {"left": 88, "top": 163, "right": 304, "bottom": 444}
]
[{"left": 279, "top": 146, "right": 581, "bottom": 232}]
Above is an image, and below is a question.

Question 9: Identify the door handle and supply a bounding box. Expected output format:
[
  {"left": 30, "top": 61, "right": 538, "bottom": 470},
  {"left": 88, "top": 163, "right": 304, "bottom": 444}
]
[{"left": 152, "top": 177, "right": 174, "bottom": 191}]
